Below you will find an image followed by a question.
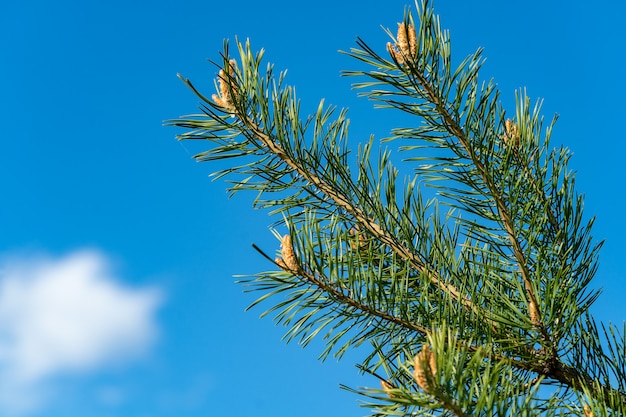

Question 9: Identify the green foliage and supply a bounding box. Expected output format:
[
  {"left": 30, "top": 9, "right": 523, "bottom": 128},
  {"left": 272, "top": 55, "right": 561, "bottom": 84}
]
[{"left": 167, "top": 1, "right": 625, "bottom": 415}]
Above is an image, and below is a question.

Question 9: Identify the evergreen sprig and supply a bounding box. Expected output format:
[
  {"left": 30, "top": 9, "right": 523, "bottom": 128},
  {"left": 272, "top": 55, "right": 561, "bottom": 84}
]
[{"left": 167, "top": 1, "right": 624, "bottom": 414}]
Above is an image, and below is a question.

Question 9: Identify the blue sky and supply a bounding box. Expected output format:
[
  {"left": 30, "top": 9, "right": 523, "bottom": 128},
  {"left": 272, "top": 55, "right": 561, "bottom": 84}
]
[{"left": 1, "top": 1, "right": 625, "bottom": 416}]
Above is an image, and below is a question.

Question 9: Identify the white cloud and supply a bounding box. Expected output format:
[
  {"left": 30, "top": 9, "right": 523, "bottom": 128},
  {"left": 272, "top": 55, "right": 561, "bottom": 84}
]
[{"left": 0, "top": 250, "right": 162, "bottom": 416}]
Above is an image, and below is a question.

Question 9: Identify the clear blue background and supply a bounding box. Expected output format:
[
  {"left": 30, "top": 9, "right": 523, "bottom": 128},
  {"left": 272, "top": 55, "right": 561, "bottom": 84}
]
[{"left": 1, "top": 0, "right": 625, "bottom": 416}]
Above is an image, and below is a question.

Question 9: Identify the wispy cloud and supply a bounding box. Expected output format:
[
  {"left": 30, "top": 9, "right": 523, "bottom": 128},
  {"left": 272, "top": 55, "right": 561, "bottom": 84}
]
[{"left": 0, "top": 250, "right": 162, "bottom": 416}]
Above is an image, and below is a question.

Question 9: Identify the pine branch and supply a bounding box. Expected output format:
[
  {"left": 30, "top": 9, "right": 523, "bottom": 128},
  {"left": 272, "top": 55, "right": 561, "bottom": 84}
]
[
  {"left": 285, "top": 255, "right": 429, "bottom": 336},
  {"left": 237, "top": 110, "right": 491, "bottom": 325},
  {"left": 400, "top": 50, "right": 548, "bottom": 342},
  {"left": 348, "top": 28, "right": 547, "bottom": 343},
  {"left": 342, "top": 6, "right": 621, "bottom": 409},
  {"left": 168, "top": 3, "right": 624, "bottom": 413}
]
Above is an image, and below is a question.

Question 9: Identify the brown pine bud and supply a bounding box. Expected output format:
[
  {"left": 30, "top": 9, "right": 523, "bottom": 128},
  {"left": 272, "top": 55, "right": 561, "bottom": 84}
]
[
  {"left": 275, "top": 257, "right": 287, "bottom": 270},
  {"left": 503, "top": 119, "right": 520, "bottom": 148},
  {"left": 413, "top": 345, "right": 437, "bottom": 393},
  {"left": 349, "top": 227, "right": 367, "bottom": 250},
  {"left": 276, "top": 234, "right": 299, "bottom": 272},
  {"left": 404, "top": 23, "right": 417, "bottom": 58},
  {"left": 387, "top": 23, "right": 417, "bottom": 64},
  {"left": 386, "top": 42, "right": 397, "bottom": 60},
  {"left": 212, "top": 59, "right": 238, "bottom": 111},
  {"left": 529, "top": 300, "right": 540, "bottom": 326},
  {"left": 396, "top": 23, "right": 409, "bottom": 59},
  {"left": 583, "top": 405, "right": 594, "bottom": 417},
  {"left": 380, "top": 380, "right": 395, "bottom": 398}
]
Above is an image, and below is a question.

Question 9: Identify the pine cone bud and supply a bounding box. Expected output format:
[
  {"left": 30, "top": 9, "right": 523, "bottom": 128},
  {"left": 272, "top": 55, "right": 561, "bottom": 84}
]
[
  {"left": 380, "top": 380, "right": 395, "bottom": 398},
  {"left": 277, "top": 234, "right": 299, "bottom": 272},
  {"left": 212, "top": 59, "right": 238, "bottom": 110},
  {"left": 413, "top": 345, "right": 437, "bottom": 393},
  {"left": 503, "top": 119, "right": 520, "bottom": 148},
  {"left": 529, "top": 300, "right": 540, "bottom": 326},
  {"left": 275, "top": 257, "right": 287, "bottom": 270},
  {"left": 387, "top": 22, "right": 417, "bottom": 64},
  {"left": 349, "top": 227, "right": 367, "bottom": 249}
]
